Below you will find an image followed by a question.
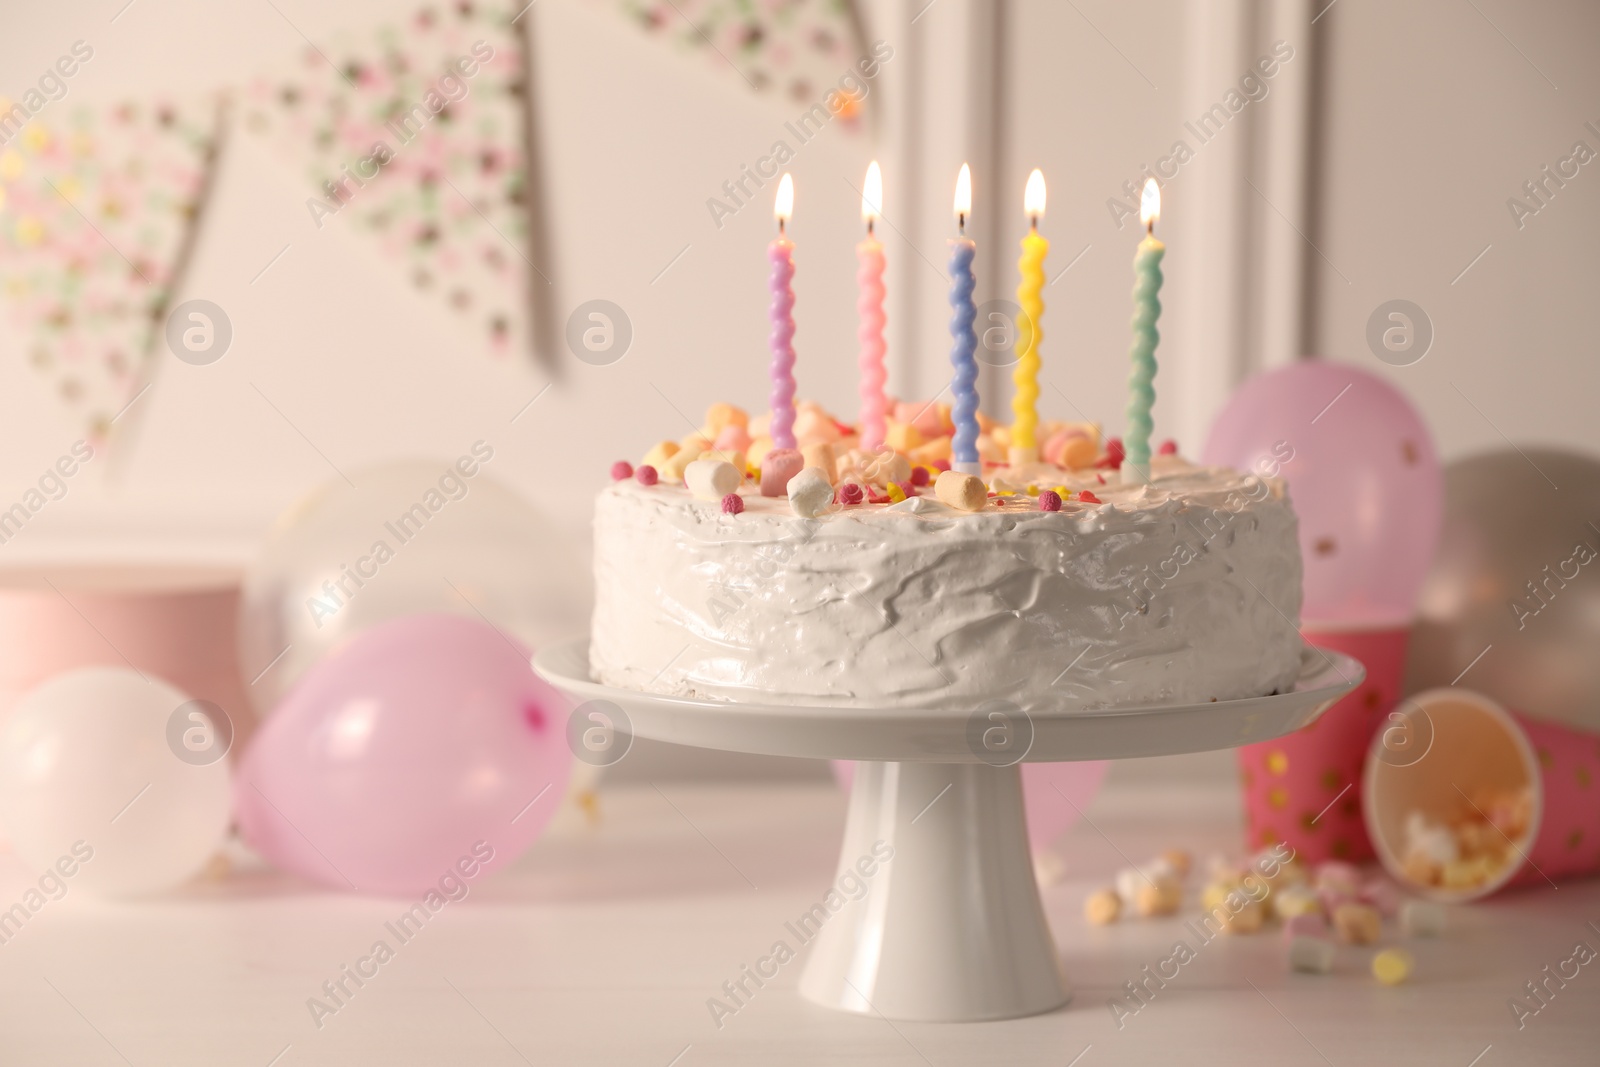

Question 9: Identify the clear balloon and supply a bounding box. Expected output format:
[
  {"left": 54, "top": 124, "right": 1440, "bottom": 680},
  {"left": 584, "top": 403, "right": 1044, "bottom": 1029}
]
[
  {"left": 238, "top": 460, "right": 591, "bottom": 716},
  {"left": 234, "top": 613, "right": 572, "bottom": 896},
  {"left": 1202, "top": 362, "right": 1443, "bottom": 626},
  {"left": 0, "top": 668, "right": 233, "bottom": 897},
  {"left": 831, "top": 759, "right": 1108, "bottom": 849},
  {"left": 1406, "top": 448, "right": 1600, "bottom": 732}
]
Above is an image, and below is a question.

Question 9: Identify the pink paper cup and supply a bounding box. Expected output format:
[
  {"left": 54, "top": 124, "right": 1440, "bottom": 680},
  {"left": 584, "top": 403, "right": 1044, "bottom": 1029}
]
[
  {"left": 1237, "top": 624, "right": 1409, "bottom": 862},
  {"left": 1364, "top": 687, "right": 1600, "bottom": 900}
]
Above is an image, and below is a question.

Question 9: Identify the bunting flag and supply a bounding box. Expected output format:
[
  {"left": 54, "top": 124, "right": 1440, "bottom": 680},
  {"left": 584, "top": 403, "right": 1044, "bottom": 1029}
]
[
  {"left": 0, "top": 97, "right": 221, "bottom": 443},
  {"left": 595, "top": 0, "right": 873, "bottom": 117},
  {"left": 240, "top": 2, "right": 535, "bottom": 357}
]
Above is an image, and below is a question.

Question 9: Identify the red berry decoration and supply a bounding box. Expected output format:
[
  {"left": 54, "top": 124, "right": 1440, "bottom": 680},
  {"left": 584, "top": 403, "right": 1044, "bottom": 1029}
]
[
  {"left": 721, "top": 493, "right": 744, "bottom": 515},
  {"left": 1157, "top": 439, "right": 1178, "bottom": 456},
  {"left": 910, "top": 465, "right": 930, "bottom": 487},
  {"left": 1037, "top": 490, "right": 1062, "bottom": 512},
  {"left": 894, "top": 481, "right": 916, "bottom": 499},
  {"left": 1078, "top": 490, "right": 1101, "bottom": 504},
  {"left": 610, "top": 460, "right": 634, "bottom": 481},
  {"left": 635, "top": 465, "right": 659, "bottom": 486},
  {"left": 931, "top": 458, "right": 951, "bottom": 472},
  {"left": 1095, "top": 437, "right": 1126, "bottom": 469},
  {"left": 839, "top": 483, "right": 864, "bottom": 505}
]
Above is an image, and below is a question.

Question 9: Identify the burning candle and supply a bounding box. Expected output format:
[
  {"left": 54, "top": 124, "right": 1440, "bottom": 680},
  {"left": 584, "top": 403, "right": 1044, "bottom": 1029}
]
[
  {"left": 1011, "top": 168, "right": 1048, "bottom": 466},
  {"left": 949, "top": 163, "right": 980, "bottom": 475},
  {"left": 769, "top": 173, "right": 797, "bottom": 451},
  {"left": 1123, "top": 179, "right": 1164, "bottom": 484},
  {"left": 857, "top": 161, "right": 888, "bottom": 453}
]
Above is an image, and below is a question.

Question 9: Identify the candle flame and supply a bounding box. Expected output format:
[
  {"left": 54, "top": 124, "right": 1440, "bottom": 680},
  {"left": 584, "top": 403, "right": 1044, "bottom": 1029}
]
[
  {"left": 862, "top": 161, "right": 883, "bottom": 223},
  {"left": 1024, "top": 168, "right": 1046, "bottom": 220},
  {"left": 775, "top": 172, "right": 794, "bottom": 224},
  {"left": 1140, "top": 178, "right": 1160, "bottom": 228},
  {"left": 953, "top": 163, "right": 972, "bottom": 222}
]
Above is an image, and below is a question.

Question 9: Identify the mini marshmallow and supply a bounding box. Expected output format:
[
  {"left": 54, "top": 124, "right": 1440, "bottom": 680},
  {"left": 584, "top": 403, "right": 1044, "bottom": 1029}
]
[
  {"left": 685, "top": 458, "right": 740, "bottom": 502},
  {"left": 787, "top": 467, "right": 834, "bottom": 517},
  {"left": 1160, "top": 849, "right": 1193, "bottom": 879},
  {"left": 1371, "top": 948, "right": 1414, "bottom": 986},
  {"left": 714, "top": 423, "right": 752, "bottom": 455},
  {"left": 1084, "top": 888, "right": 1121, "bottom": 926},
  {"left": 1224, "top": 901, "right": 1265, "bottom": 934},
  {"left": 1314, "top": 860, "right": 1363, "bottom": 896},
  {"left": 1288, "top": 935, "right": 1335, "bottom": 975},
  {"left": 745, "top": 435, "right": 774, "bottom": 470},
  {"left": 1399, "top": 899, "right": 1446, "bottom": 938},
  {"left": 703, "top": 402, "right": 748, "bottom": 433},
  {"left": 793, "top": 406, "right": 841, "bottom": 444},
  {"left": 885, "top": 422, "right": 923, "bottom": 452},
  {"left": 800, "top": 442, "right": 836, "bottom": 482},
  {"left": 1281, "top": 912, "right": 1329, "bottom": 942},
  {"left": 935, "top": 470, "right": 987, "bottom": 512},
  {"left": 760, "top": 448, "right": 804, "bottom": 497},
  {"left": 1272, "top": 884, "right": 1323, "bottom": 920},
  {"left": 642, "top": 440, "right": 680, "bottom": 470},
  {"left": 660, "top": 439, "right": 708, "bottom": 484},
  {"left": 1332, "top": 902, "right": 1382, "bottom": 945},
  {"left": 1133, "top": 878, "right": 1183, "bottom": 918},
  {"left": 1360, "top": 878, "right": 1403, "bottom": 918}
]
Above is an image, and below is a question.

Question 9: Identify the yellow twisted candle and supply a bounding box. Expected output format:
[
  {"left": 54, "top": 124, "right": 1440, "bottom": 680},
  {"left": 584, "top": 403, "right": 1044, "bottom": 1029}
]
[{"left": 1011, "top": 169, "right": 1047, "bottom": 465}]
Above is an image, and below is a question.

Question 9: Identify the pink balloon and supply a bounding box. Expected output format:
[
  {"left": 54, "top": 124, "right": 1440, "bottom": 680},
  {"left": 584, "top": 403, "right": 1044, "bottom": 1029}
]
[
  {"left": 830, "top": 760, "right": 1109, "bottom": 849},
  {"left": 235, "top": 613, "right": 571, "bottom": 896},
  {"left": 1201, "top": 362, "right": 1442, "bottom": 626}
]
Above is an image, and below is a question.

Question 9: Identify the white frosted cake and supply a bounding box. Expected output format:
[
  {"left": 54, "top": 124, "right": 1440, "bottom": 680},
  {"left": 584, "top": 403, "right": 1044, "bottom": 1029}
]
[{"left": 591, "top": 406, "right": 1304, "bottom": 714}]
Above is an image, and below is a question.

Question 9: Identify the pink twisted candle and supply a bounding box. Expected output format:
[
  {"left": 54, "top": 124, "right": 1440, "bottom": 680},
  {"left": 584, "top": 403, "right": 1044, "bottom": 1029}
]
[
  {"left": 768, "top": 233, "right": 797, "bottom": 451},
  {"left": 856, "top": 231, "right": 887, "bottom": 452}
]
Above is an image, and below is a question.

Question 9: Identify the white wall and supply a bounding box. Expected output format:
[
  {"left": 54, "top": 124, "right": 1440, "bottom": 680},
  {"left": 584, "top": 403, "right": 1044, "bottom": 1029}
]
[{"left": 1308, "top": 0, "right": 1600, "bottom": 460}]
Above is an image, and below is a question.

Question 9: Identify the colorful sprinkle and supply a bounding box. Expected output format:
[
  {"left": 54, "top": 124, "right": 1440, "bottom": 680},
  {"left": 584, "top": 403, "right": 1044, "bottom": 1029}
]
[
  {"left": 931, "top": 458, "right": 951, "bottom": 472},
  {"left": 610, "top": 460, "right": 634, "bottom": 481},
  {"left": 635, "top": 465, "right": 659, "bottom": 486},
  {"left": 1078, "top": 490, "right": 1101, "bottom": 504},
  {"left": 838, "top": 483, "right": 864, "bottom": 505},
  {"left": 1096, "top": 437, "right": 1125, "bottom": 469},
  {"left": 1038, "top": 490, "right": 1062, "bottom": 511},
  {"left": 886, "top": 482, "right": 907, "bottom": 503},
  {"left": 721, "top": 492, "right": 744, "bottom": 515},
  {"left": 1158, "top": 439, "right": 1178, "bottom": 455}
]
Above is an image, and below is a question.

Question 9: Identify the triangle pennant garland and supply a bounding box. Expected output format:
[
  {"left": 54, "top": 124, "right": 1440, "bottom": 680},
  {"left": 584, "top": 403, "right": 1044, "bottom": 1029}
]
[{"left": 240, "top": 2, "right": 534, "bottom": 356}]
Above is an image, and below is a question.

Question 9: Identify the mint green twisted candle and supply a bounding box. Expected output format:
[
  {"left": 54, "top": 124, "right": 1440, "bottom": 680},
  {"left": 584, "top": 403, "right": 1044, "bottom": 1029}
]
[{"left": 1123, "top": 180, "right": 1164, "bottom": 484}]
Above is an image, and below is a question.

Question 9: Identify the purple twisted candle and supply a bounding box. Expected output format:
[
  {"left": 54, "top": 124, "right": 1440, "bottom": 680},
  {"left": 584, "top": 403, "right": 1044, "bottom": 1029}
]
[
  {"left": 949, "top": 235, "right": 979, "bottom": 470},
  {"left": 768, "top": 232, "right": 797, "bottom": 451}
]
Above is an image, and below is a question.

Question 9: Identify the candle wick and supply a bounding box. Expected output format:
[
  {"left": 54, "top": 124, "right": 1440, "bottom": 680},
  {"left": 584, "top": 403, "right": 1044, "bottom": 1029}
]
[
  {"left": 779, "top": 218, "right": 786, "bottom": 236},
  {"left": 1146, "top": 219, "right": 1154, "bottom": 237},
  {"left": 867, "top": 218, "right": 874, "bottom": 236},
  {"left": 958, "top": 212, "right": 965, "bottom": 234},
  {"left": 1030, "top": 216, "right": 1038, "bottom": 231}
]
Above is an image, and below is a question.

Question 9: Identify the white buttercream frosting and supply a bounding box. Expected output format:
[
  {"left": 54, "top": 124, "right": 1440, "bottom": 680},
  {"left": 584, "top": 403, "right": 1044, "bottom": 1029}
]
[{"left": 590, "top": 457, "right": 1304, "bottom": 713}]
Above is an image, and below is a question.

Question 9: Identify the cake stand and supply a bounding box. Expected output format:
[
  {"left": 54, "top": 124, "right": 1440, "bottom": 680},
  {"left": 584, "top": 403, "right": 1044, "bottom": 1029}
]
[{"left": 534, "top": 640, "right": 1363, "bottom": 1023}]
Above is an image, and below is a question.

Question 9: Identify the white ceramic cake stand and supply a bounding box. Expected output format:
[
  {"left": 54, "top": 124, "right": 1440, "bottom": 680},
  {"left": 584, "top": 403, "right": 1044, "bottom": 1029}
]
[{"left": 534, "top": 640, "right": 1362, "bottom": 1023}]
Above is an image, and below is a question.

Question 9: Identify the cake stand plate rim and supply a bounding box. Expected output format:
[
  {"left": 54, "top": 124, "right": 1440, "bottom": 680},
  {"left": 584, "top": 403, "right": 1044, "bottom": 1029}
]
[{"left": 533, "top": 639, "right": 1365, "bottom": 763}]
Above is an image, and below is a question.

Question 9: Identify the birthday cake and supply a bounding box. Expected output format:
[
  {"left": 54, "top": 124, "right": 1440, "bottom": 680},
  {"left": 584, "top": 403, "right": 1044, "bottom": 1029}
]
[{"left": 590, "top": 401, "right": 1305, "bottom": 714}]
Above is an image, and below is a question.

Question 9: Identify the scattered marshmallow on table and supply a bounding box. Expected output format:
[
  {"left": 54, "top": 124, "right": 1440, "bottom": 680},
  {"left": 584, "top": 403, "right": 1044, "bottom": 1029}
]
[
  {"left": 1332, "top": 901, "right": 1382, "bottom": 944},
  {"left": 1084, "top": 888, "right": 1121, "bottom": 926},
  {"left": 1287, "top": 935, "right": 1335, "bottom": 975},
  {"left": 1400, "top": 899, "right": 1446, "bottom": 938},
  {"left": 1272, "top": 884, "right": 1323, "bottom": 919},
  {"left": 787, "top": 467, "right": 835, "bottom": 517},
  {"left": 1281, "top": 911, "right": 1330, "bottom": 942},
  {"left": 1315, "top": 860, "right": 1363, "bottom": 896},
  {"left": 1371, "top": 948, "right": 1414, "bottom": 986}
]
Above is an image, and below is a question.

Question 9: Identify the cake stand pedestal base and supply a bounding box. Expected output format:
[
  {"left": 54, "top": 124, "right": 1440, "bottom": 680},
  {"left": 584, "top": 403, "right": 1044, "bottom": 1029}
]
[
  {"left": 800, "top": 760, "right": 1066, "bottom": 1021},
  {"left": 534, "top": 639, "right": 1362, "bottom": 1023}
]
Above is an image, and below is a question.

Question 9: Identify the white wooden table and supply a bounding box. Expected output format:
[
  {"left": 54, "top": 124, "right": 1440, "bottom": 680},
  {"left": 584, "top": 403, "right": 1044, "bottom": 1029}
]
[{"left": 0, "top": 776, "right": 1593, "bottom": 1065}]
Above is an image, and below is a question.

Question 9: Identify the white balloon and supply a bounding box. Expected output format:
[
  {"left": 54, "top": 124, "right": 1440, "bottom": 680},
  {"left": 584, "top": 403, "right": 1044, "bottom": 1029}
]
[
  {"left": 238, "top": 461, "right": 592, "bottom": 716},
  {"left": 0, "top": 668, "right": 232, "bottom": 897}
]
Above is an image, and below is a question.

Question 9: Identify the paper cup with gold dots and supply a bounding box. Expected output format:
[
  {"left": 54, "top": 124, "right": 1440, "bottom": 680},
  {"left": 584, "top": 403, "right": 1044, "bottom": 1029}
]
[
  {"left": 1238, "top": 625, "right": 1409, "bottom": 863},
  {"left": 1365, "top": 687, "right": 1600, "bottom": 900}
]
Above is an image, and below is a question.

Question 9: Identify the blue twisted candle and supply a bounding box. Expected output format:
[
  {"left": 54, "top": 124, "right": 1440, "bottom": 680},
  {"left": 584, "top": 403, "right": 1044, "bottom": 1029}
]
[
  {"left": 1124, "top": 180, "right": 1164, "bottom": 483},
  {"left": 949, "top": 236, "right": 979, "bottom": 471}
]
